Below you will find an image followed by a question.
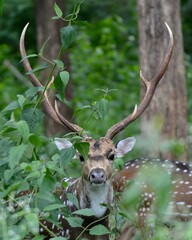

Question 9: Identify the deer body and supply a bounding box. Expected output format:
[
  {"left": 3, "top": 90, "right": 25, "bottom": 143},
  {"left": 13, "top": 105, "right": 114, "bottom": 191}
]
[
  {"left": 18, "top": 22, "right": 192, "bottom": 239},
  {"left": 38, "top": 153, "right": 192, "bottom": 239},
  {"left": 40, "top": 178, "right": 111, "bottom": 239},
  {"left": 113, "top": 158, "right": 192, "bottom": 221},
  {"left": 113, "top": 158, "right": 192, "bottom": 240},
  {"left": 38, "top": 137, "right": 134, "bottom": 239}
]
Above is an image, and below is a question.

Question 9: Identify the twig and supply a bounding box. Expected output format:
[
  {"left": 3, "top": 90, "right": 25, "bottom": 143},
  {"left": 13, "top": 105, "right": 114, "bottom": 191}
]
[{"left": 3, "top": 60, "right": 30, "bottom": 86}]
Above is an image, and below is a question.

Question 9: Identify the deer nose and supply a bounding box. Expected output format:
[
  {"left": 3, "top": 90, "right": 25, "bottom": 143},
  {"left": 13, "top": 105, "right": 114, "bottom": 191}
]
[{"left": 89, "top": 168, "right": 107, "bottom": 184}]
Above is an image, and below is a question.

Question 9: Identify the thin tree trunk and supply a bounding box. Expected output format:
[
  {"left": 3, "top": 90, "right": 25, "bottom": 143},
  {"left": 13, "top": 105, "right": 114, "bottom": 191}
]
[
  {"left": 137, "top": 0, "right": 188, "bottom": 161},
  {"left": 36, "top": 0, "right": 73, "bottom": 136}
]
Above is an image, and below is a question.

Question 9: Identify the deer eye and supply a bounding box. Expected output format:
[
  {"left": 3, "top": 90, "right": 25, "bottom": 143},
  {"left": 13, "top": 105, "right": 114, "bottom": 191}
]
[
  {"left": 108, "top": 153, "right": 115, "bottom": 161},
  {"left": 79, "top": 155, "right": 85, "bottom": 162}
]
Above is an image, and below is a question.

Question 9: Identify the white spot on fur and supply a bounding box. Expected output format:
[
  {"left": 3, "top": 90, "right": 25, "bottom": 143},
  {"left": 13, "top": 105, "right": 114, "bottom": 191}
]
[
  {"left": 176, "top": 202, "right": 185, "bottom": 205},
  {"left": 185, "top": 181, "right": 190, "bottom": 185}
]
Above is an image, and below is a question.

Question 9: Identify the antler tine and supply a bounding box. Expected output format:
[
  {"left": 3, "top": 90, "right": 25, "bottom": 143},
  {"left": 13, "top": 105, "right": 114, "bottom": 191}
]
[
  {"left": 20, "top": 23, "right": 42, "bottom": 88},
  {"left": 20, "top": 23, "right": 83, "bottom": 134},
  {"left": 105, "top": 22, "right": 174, "bottom": 140}
]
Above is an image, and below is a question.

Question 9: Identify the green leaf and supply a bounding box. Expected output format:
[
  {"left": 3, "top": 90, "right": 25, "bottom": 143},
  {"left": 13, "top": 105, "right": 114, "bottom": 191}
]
[
  {"left": 37, "top": 191, "right": 55, "bottom": 203},
  {"left": 2, "top": 101, "right": 19, "bottom": 112},
  {"left": 60, "top": 71, "right": 70, "bottom": 86},
  {"left": 95, "top": 98, "right": 108, "bottom": 120},
  {"left": 26, "top": 62, "right": 48, "bottom": 74},
  {"left": 53, "top": 60, "right": 64, "bottom": 70},
  {"left": 54, "top": 3, "right": 63, "bottom": 18},
  {"left": 60, "top": 25, "right": 78, "bottom": 50},
  {"left": 39, "top": 36, "right": 51, "bottom": 56},
  {"left": 8, "top": 144, "right": 28, "bottom": 169},
  {"left": 17, "top": 94, "right": 26, "bottom": 109},
  {"left": 0, "top": 138, "right": 12, "bottom": 160},
  {"left": 32, "top": 236, "right": 45, "bottom": 240},
  {"left": 39, "top": 171, "right": 56, "bottom": 193},
  {"left": 89, "top": 224, "right": 110, "bottom": 236},
  {"left": 74, "top": 142, "right": 89, "bottom": 160},
  {"left": 114, "top": 158, "right": 124, "bottom": 171},
  {"left": 20, "top": 162, "right": 32, "bottom": 172},
  {"left": 65, "top": 216, "right": 83, "bottom": 228},
  {"left": 25, "top": 213, "right": 39, "bottom": 234},
  {"left": 4, "top": 169, "right": 14, "bottom": 182},
  {"left": 60, "top": 147, "right": 76, "bottom": 168},
  {"left": 54, "top": 71, "right": 69, "bottom": 101},
  {"left": 66, "top": 192, "right": 79, "bottom": 209},
  {"left": 22, "top": 108, "right": 44, "bottom": 130},
  {"left": 43, "top": 203, "right": 66, "bottom": 212},
  {"left": 2, "top": 181, "right": 22, "bottom": 198},
  {"left": 25, "top": 86, "right": 42, "bottom": 98},
  {"left": 20, "top": 54, "right": 38, "bottom": 62},
  {"left": 75, "top": 105, "right": 92, "bottom": 114},
  {"left": 15, "top": 120, "right": 30, "bottom": 142},
  {"left": 73, "top": 208, "right": 95, "bottom": 217},
  {"left": 56, "top": 95, "right": 72, "bottom": 107},
  {"left": 29, "top": 134, "right": 42, "bottom": 149}
]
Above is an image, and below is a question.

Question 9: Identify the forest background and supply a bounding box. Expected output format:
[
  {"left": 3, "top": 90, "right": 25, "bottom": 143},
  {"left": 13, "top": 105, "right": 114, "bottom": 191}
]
[{"left": 0, "top": 0, "right": 192, "bottom": 158}]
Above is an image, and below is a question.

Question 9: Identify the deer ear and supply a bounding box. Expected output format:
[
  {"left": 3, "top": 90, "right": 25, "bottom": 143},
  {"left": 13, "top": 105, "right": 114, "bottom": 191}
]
[
  {"left": 54, "top": 138, "right": 72, "bottom": 150},
  {"left": 115, "top": 137, "right": 136, "bottom": 158}
]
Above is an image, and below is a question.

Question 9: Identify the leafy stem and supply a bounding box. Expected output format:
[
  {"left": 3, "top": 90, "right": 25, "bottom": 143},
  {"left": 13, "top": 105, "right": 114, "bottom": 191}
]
[
  {"left": 39, "top": 220, "right": 57, "bottom": 238},
  {"left": 34, "top": 46, "right": 63, "bottom": 109},
  {"left": 75, "top": 213, "right": 110, "bottom": 240},
  {"left": 81, "top": 109, "right": 97, "bottom": 133},
  {"left": 68, "top": 0, "right": 84, "bottom": 24},
  {"left": 38, "top": 54, "right": 55, "bottom": 66}
]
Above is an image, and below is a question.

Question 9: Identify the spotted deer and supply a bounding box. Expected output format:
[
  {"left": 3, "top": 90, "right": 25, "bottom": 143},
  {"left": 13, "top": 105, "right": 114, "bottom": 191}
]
[{"left": 19, "top": 22, "right": 192, "bottom": 239}]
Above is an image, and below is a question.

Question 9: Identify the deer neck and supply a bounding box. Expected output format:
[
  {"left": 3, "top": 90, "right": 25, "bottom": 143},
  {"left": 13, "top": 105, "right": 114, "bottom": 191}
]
[{"left": 77, "top": 177, "right": 114, "bottom": 218}]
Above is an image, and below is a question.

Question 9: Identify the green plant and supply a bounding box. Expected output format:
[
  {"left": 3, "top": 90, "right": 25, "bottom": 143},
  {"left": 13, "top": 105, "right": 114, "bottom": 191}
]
[{"left": 0, "top": 2, "right": 116, "bottom": 239}]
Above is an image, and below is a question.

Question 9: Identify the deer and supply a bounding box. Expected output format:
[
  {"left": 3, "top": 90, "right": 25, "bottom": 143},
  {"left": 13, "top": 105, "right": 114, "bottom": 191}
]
[{"left": 19, "top": 22, "right": 192, "bottom": 239}]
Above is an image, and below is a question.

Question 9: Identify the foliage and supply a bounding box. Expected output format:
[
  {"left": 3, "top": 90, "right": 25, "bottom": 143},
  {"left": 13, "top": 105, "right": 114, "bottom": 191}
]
[
  {"left": 0, "top": 94, "right": 57, "bottom": 239},
  {"left": 0, "top": 0, "right": 3, "bottom": 15},
  {"left": 0, "top": 2, "right": 115, "bottom": 239}
]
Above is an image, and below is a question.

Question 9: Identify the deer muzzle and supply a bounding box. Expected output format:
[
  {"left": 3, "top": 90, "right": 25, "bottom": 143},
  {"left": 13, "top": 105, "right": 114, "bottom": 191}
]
[{"left": 89, "top": 168, "right": 107, "bottom": 184}]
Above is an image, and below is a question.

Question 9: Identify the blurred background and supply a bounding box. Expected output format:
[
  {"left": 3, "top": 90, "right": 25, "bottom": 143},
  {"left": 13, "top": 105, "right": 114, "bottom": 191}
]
[{"left": 0, "top": 0, "right": 192, "bottom": 161}]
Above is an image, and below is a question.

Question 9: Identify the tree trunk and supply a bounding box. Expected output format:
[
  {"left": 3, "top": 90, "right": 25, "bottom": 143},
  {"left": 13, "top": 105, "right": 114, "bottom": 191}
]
[
  {"left": 35, "top": 0, "right": 73, "bottom": 136},
  {"left": 137, "top": 0, "right": 188, "bottom": 161}
]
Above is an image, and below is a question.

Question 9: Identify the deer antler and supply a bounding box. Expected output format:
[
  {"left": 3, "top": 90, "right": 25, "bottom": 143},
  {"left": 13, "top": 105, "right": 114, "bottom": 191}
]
[
  {"left": 20, "top": 23, "right": 83, "bottom": 134},
  {"left": 105, "top": 22, "right": 174, "bottom": 140}
]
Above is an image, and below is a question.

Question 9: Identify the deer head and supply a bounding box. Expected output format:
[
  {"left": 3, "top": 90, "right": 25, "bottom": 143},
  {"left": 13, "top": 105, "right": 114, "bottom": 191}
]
[{"left": 54, "top": 136, "right": 135, "bottom": 217}]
